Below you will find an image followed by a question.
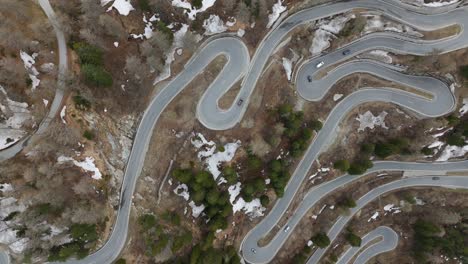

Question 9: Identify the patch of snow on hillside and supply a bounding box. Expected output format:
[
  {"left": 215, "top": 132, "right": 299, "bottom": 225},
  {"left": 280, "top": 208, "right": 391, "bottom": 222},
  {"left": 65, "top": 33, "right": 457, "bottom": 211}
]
[
  {"left": 368, "top": 212, "right": 379, "bottom": 222},
  {"left": 174, "top": 184, "right": 189, "bottom": 201},
  {"left": 20, "top": 51, "right": 40, "bottom": 90},
  {"left": 103, "top": 0, "right": 134, "bottom": 16},
  {"left": 267, "top": 0, "right": 287, "bottom": 28},
  {"left": 60, "top": 106, "right": 66, "bottom": 124},
  {"left": 237, "top": 28, "right": 245, "bottom": 37},
  {"left": 0, "top": 184, "right": 13, "bottom": 193},
  {"left": 363, "top": 14, "right": 420, "bottom": 36},
  {"left": 0, "top": 197, "right": 26, "bottom": 219},
  {"left": 282, "top": 50, "right": 300, "bottom": 81},
  {"left": 436, "top": 144, "right": 468, "bottom": 161},
  {"left": 420, "top": 0, "right": 459, "bottom": 7},
  {"left": 130, "top": 14, "right": 159, "bottom": 40},
  {"left": 58, "top": 156, "right": 102, "bottom": 180},
  {"left": 172, "top": 0, "right": 217, "bottom": 20},
  {"left": 0, "top": 85, "right": 30, "bottom": 150},
  {"left": 282, "top": 58, "right": 293, "bottom": 81},
  {"left": 188, "top": 201, "right": 205, "bottom": 218},
  {"left": 368, "top": 50, "right": 393, "bottom": 64},
  {"left": 459, "top": 98, "right": 468, "bottom": 115},
  {"left": 333, "top": 94, "right": 343, "bottom": 101},
  {"left": 228, "top": 182, "right": 265, "bottom": 218},
  {"left": 203, "top": 15, "right": 227, "bottom": 35},
  {"left": 428, "top": 140, "right": 444, "bottom": 150},
  {"left": 356, "top": 111, "right": 388, "bottom": 132},
  {"left": 154, "top": 24, "right": 189, "bottom": 84},
  {"left": 310, "top": 15, "right": 353, "bottom": 55},
  {"left": 193, "top": 133, "right": 241, "bottom": 180}
]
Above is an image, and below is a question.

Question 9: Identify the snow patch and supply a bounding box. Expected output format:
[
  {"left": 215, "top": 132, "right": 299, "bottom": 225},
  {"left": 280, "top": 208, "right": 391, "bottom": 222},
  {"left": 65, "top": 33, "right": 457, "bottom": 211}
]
[
  {"left": 103, "top": 0, "right": 134, "bottom": 16},
  {"left": 191, "top": 133, "right": 240, "bottom": 180},
  {"left": 436, "top": 144, "right": 468, "bottom": 161},
  {"left": 368, "top": 50, "right": 393, "bottom": 64},
  {"left": 282, "top": 58, "right": 293, "bottom": 81},
  {"left": 309, "top": 15, "right": 353, "bottom": 55},
  {"left": 153, "top": 24, "right": 189, "bottom": 84},
  {"left": 172, "top": 0, "right": 217, "bottom": 20},
  {"left": 237, "top": 28, "right": 245, "bottom": 37},
  {"left": 333, "top": 94, "right": 343, "bottom": 101},
  {"left": 266, "top": 0, "right": 287, "bottom": 28},
  {"left": 0, "top": 85, "right": 31, "bottom": 150},
  {"left": 368, "top": 212, "right": 379, "bottom": 222},
  {"left": 188, "top": 201, "right": 205, "bottom": 218},
  {"left": 363, "top": 14, "right": 420, "bottom": 36},
  {"left": 20, "top": 51, "right": 40, "bottom": 90},
  {"left": 203, "top": 15, "right": 227, "bottom": 35},
  {"left": 174, "top": 184, "right": 189, "bottom": 201},
  {"left": 58, "top": 156, "right": 102, "bottom": 180},
  {"left": 114, "top": 42, "right": 119, "bottom": 47},
  {"left": 356, "top": 111, "right": 388, "bottom": 132},
  {"left": 60, "top": 106, "right": 66, "bottom": 124},
  {"left": 228, "top": 182, "right": 266, "bottom": 219},
  {"left": 459, "top": 98, "right": 468, "bottom": 115}
]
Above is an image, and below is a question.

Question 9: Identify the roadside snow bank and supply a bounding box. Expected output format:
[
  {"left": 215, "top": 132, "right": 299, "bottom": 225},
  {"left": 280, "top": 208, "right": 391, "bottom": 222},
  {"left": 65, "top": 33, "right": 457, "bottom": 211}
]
[
  {"left": 356, "top": 111, "right": 388, "bottom": 132},
  {"left": 436, "top": 144, "right": 468, "bottom": 161},
  {"left": 310, "top": 14, "right": 353, "bottom": 55},
  {"left": 58, "top": 156, "right": 102, "bottom": 180},
  {"left": 153, "top": 24, "right": 189, "bottom": 84},
  {"left": 363, "top": 14, "right": 420, "bottom": 36},
  {"left": 367, "top": 50, "right": 393, "bottom": 64},
  {"left": 267, "top": 0, "right": 287, "bottom": 28},
  {"left": 203, "top": 15, "right": 227, "bottom": 35},
  {"left": 282, "top": 50, "right": 300, "bottom": 81}
]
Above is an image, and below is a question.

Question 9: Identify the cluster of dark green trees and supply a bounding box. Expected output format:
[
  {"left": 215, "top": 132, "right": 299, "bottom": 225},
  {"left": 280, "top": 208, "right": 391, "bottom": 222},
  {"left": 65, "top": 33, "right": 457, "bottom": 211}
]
[
  {"left": 172, "top": 168, "right": 231, "bottom": 231},
  {"left": 443, "top": 115, "right": 468, "bottom": 147},
  {"left": 333, "top": 143, "right": 374, "bottom": 175},
  {"left": 412, "top": 220, "right": 467, "bottom": 263},
  {"left": 72, "top": 42, "right": 113, "bottom": 87},
  {"left": 422, "top": 115, "right": 468, "bottom": 155},
  {"left": 138, "top": 212, "right": 193, "bottom": 256},
  {"left": 460, "top": 65, "right": 468, "bottom": 79},
  {"left": 48, "top": 224, "right": 98, "bottom": 261},
  {"left": 268, "top": 159, "right": 290, "bottom": 198},
  {"left": 334, "top": 137, "right": 412, "bottom": 175},
  {"left": 277, "top": 104, "right": 322, "bottom": 157}
]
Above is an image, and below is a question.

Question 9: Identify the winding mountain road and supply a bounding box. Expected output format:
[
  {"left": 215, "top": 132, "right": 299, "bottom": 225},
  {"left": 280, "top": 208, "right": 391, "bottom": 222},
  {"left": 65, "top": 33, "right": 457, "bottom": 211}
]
[
  {"left": 2, "top": 0, "right": 467, "bottom": 263},
  {"left": 336, "top": 226, "right": 398, "bottom": 264},
  {"left": 307, "top": 175, "right": 468, "bottom": 263}
]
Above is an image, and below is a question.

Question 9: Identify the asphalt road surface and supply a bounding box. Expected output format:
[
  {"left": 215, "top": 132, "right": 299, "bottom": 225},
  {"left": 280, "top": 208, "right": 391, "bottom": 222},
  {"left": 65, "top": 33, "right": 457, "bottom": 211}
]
[
  {"left": 336, "top": 226, "right": 398, "bottom": 264},
  {"left": 1, "top": 0, "right": 467, "bottom": 263},
  {"left": 307, "top": 175, "right": 468, "bottom": 263}
]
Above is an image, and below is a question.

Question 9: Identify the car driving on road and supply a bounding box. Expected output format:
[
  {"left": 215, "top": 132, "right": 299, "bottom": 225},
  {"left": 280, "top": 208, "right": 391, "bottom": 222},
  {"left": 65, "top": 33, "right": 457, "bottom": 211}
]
[
  {"left": 237, "top": 98, "right": 244, "bottom": 106},
  {"left": 307, "top": 75, "right": 312, "bottom": 82},
  {"left": 316, "top": 61, "right": 324, "bottom": 68},
  {"left": 283, "top": 225, "right": 290, "bottom": 232},
  {"left": 342, "top": 49, "right": 351, "bottom": 55}
]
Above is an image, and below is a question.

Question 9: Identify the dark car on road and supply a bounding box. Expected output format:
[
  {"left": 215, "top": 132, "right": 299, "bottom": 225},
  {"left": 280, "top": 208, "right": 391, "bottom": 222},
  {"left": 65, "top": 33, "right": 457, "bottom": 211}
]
[
  {"left": 342, "top": 49, "right": 351, "bottom": 55},
  {"left": 307, "top": 75, "right": 312, "bottom": 82},
  {"left": 237, "top": 99, "right": 244, "bottom": 106}
]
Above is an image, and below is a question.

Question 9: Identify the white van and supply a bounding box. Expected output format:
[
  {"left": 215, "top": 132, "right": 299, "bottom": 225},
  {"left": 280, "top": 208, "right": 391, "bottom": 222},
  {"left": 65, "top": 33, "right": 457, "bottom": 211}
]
[{"left": 316, "top": 61, "right": 325, "bottom": 68}]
